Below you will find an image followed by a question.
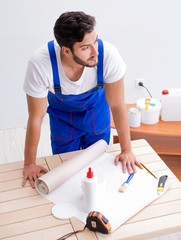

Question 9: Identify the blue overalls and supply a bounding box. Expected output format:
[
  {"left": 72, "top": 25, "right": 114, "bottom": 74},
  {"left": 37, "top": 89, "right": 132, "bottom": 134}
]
[{"left": 47, "top": 39, "right": 110, "bottom": 154}]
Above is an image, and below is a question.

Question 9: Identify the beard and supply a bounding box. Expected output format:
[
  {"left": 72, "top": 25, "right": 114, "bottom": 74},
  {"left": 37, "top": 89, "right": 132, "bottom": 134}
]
[{"left": 72, "top": 51, "right": 98, "bottom": 68}]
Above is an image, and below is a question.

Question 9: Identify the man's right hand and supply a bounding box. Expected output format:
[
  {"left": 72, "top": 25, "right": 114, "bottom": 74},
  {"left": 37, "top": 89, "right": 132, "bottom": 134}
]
[{"left": 22, "top": 163, "right": 48, "bottom": 188}]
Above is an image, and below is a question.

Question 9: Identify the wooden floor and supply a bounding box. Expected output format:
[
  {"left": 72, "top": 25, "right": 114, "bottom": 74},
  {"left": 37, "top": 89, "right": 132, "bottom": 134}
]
[{"left": 0, "top": 125, "right": 181, "bottom": 240}]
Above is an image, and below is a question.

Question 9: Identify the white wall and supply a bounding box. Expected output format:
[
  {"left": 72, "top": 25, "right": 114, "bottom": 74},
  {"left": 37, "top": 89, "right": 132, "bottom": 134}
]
[{"left": 0, "top": 0, "right": 180, "bottom": 128}]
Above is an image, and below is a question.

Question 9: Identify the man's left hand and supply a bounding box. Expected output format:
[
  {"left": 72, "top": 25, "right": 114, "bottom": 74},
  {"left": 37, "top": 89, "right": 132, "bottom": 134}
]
[{"left": 114, "top": 150, "right": 143, "bottom": 174}]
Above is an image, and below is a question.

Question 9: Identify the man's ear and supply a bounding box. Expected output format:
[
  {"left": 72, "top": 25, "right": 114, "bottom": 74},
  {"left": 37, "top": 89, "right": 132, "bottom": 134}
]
[{"left": 61, "top": 46, "right": 72, "bottom": 57}]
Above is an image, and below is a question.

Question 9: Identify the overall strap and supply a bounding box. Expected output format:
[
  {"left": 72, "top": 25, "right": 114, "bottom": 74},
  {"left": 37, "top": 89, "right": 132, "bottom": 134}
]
[
  {"left": 48, "top": 39, "right": 104, "bottom": 92},
  {"left": 47, "top": 40, "right": 61, "bottom": 92},
  {"left": 97, "top": 39, "right": 104, "bottom": 88}
]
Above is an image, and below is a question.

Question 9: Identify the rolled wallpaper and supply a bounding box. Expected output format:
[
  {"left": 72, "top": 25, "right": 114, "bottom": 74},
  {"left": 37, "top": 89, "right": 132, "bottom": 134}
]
[{"left": 35, "top": 139, "right": 108, "bottom": 194}]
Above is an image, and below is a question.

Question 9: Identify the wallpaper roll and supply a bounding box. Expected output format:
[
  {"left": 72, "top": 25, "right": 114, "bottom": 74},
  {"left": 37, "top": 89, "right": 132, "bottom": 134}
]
[{"left": 35, "top": 139, "right": 108, "bottom": 194}]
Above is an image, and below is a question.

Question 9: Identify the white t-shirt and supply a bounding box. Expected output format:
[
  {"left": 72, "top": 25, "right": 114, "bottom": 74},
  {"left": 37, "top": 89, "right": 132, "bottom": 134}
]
[{"left": 23, "top": 40, "right": 126, "bottom": 98}]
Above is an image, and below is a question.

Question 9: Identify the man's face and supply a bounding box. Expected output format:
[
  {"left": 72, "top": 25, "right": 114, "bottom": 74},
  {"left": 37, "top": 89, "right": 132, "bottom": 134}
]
[{"left": 71, "top": 29, "right": 98, "bottom": 67}]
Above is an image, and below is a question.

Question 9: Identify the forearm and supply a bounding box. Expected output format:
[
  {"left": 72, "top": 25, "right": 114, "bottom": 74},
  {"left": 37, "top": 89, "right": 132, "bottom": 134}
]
[
  {"left": 24, "top": 117, "right": 43, "bottom": 166},
  {"left": 111, "top": 104, "right": 132, "bottom": 152},
  {"left": 105, "top": 79, "right": 132, "bottom": 152},
  {"left": 106, "top": 80, "right": 141, "bottom": 172}
]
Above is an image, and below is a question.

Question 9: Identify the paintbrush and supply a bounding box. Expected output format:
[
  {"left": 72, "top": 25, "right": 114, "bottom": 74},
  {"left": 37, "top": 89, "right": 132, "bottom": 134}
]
[
  {"left": 119, "top": 172, "right": 134, "bottom": 193},
  {"left": 145, "top": 98, "right": 150, "bottom": 110}
]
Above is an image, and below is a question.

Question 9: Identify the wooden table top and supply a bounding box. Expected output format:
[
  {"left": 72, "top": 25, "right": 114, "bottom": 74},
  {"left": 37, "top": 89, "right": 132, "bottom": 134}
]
[{"left": 0, "top": 139, "right": 181, "bottom": 240}]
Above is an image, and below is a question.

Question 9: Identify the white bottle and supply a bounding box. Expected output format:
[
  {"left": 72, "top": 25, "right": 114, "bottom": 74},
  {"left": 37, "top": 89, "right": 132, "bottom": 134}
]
[
  {"left": 83, "top": 167, "right": 97, "bottom": 213},
  {"left": 161, "top": 89, "right": 181, "bottom": 121}
]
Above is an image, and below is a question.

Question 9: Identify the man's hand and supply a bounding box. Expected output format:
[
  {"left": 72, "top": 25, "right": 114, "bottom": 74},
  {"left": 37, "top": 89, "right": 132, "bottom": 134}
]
[
  {"left": 114, "top": 150, "right": 143, "bottom": 174},
  {"left": 22, "top": 163, "right": 48, "bottom": 188}
]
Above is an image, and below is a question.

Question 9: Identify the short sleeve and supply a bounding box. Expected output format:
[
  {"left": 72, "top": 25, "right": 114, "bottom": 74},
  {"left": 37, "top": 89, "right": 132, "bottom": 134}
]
[
  {"left": 103, "top": 41, "right": 126, "bottom": 83},
  {"left": 23, "top": 57, "right": 49, "bottom": 98}
]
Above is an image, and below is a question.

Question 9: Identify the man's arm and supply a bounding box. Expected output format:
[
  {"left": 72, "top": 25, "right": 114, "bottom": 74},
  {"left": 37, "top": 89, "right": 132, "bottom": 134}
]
[
  {"left": 22, "top": 95, "right": 48, "bottom": 188},
  {"left": 105, "top": 78, "right": 142, "bottom": 173}
]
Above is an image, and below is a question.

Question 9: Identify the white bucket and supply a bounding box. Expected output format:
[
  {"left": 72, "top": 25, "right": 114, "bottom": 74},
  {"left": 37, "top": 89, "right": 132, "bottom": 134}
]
[{"left": 136, "top": 98, "right": 161, "bottom": 124}]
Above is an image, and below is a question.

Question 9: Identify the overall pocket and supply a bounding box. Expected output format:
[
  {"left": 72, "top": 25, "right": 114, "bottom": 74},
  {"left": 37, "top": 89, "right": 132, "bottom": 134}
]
[
  {"left": 49, "top": 110, "right": 73, "bottom": 142},
  {"left": 90, "top": 102, "right": 110, "bottom": 135}
]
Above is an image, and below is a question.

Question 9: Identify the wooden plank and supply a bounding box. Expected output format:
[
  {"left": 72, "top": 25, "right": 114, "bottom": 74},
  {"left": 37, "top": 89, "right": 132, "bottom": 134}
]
[
  {"left": 155, "top": 169, "right": 176, "bottom": 179},
  {"left": 154, "top": 188, "right": 181, "bottom": 203},
  {"left": 131, "top": 139, "right": 149, "bottom": 147},
  {"left": 107, "top": 149, "right": 156, "bottom": 162},
  {"left": 2, "top": 224, "right": 76, "bottom": 240},
  {"left": 97, "top": 212, "right": 181, "bottom": 240},
  {"left": 0, "top": 195, "right": 50, "bottom": 214},
  {"left": 133, "top": 145, "right": 155, "bottom": 156},
  {"left": 0, "top": 179, "right": 28, "bottom": 192},
  {"left": 0, "top": 215, "right": 70, "bottom": 239},
  {"left": 0, "top": 203, "right": 55, "bottom": 226},
  {"left": 59, "top": 150, "right": 82, "bottom": 162},
  {"left": 0, "top": 157, "right": 46, "bottom": 173},
  {"left": 0, "top": 186, "right": 38, "bottom": 203},
  {"left": 142, "top": 160, "right": 168, "bottom": 171},
  {"left": 132, "top": 163, "right": 176, "bottom": 180},
  {"left": 127, "top": 199, "right": 181, "bottom": 223},
  {"left": 36, "top": 157, "right": 48, "bottom": 165},
  {"left": 71, "top": 217, "right": 98, "bottom": 240},
  {"left": 0, "top": 163, "right": 47, "bottom": 183},
  {"left": 167, "top": 177, "right": 181, "bottom": 188},
  {"left": 109, "top": 145, "right": 155, "bottom": 157},
  {"left": 136, "top": 152, "right": 161, "bottom": 163},
  {"left": 107, "top": 139, "right": 149, "bottom": 152},
  {"left": 45, "top": 154, "right": 62, "bottom": 170},
  {"left": 107, "top": 143, "right": 121, "bottom": 152},
  {"left": 109, "top": 146, "right": 156, "bottom": 159},
  {"left": 0, "top": 161, "right": 23, "bottom": 173},
  {"left": 151, "top": 158, "right": 181, "bottom": 173},
  {"left": 0, "top": 169, "right": 23, "bottom": 182}
]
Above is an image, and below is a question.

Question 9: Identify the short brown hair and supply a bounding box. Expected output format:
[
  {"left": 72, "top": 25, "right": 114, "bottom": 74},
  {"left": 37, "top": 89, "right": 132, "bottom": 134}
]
[{"left": 54, "top": 11, "right": 96, "bottom": 50}]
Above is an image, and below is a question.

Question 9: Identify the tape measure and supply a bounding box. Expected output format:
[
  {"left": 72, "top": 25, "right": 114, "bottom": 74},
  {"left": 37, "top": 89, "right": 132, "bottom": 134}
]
[
  {"left": 86, "top": 211, "right": 111, "bottom": 234},
  {"left": 58, "top": 211, "right": 111, "bottom": 239}
]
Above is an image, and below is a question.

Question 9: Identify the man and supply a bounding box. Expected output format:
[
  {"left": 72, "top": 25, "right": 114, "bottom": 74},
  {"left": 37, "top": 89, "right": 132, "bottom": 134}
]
[{"left": 22, "top": 11, "right": 142, "bottom": 188}]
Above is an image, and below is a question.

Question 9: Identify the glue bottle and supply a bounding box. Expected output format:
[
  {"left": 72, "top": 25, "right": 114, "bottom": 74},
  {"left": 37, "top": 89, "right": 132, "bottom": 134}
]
[{"left": 83, "top": 167, "right": 97, "bottom": 213}]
